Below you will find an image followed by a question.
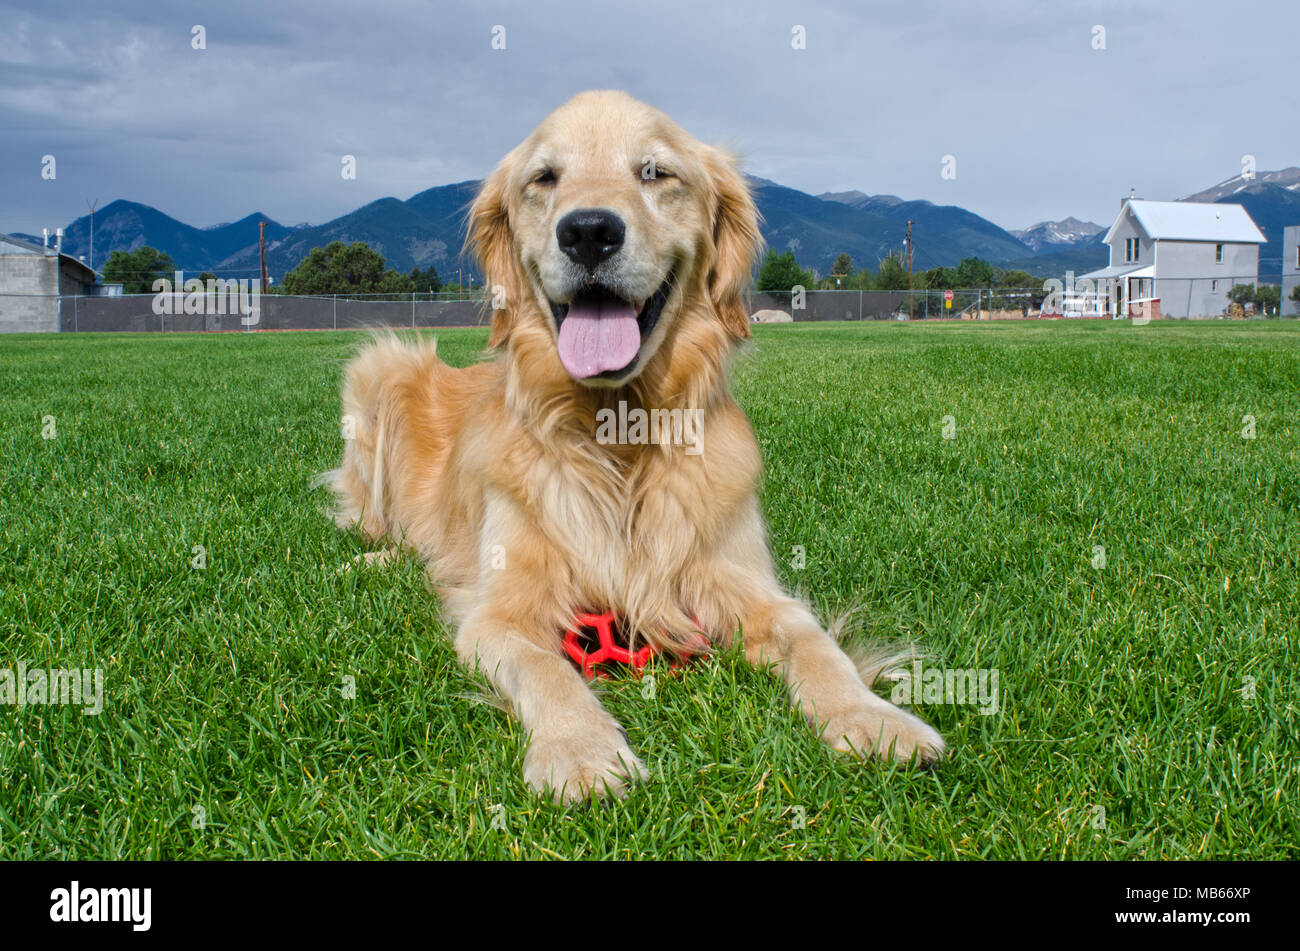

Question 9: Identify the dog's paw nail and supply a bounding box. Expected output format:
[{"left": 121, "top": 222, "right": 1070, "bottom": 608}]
[{"left": 823, "top": 706, "right": 946, "bottom": 766}]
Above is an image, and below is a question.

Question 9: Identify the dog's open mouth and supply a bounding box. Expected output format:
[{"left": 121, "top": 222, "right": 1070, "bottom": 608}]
[{"left": 548, "top": 275, "right": 672, "bottom": 380}]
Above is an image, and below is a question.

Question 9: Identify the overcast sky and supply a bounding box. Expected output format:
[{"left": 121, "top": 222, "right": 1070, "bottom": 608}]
[{"left": 2, "top": 0, "right": 1296, "bottom": 237}]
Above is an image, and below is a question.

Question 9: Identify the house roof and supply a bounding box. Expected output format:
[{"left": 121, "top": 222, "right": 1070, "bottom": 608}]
[
  {"left": 0, "top": 232, "right": 99, "bottom": 282},
  {"left": 1080, "top": 263, "right": 1155, "bottom": 280},
  {"left": 1105, "top": 200, "right": 1266, "bottom": 244},
  {"left": 0, "top": 233, "right": 48, "bottom": 255}
]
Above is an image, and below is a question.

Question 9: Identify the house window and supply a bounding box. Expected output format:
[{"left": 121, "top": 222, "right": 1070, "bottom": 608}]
[
  {"left": 1296, "top": 245, "right": 1299, "bottom": 269},
  {"left": 1212, "top": 280, "right": 1218, "bottom": 292},
  {"left": 1125, "top": 238, "right": 1139, "bottom": 262},
  {"left": 1215, "top": 243, "right": 1224, "bottom": 263}
]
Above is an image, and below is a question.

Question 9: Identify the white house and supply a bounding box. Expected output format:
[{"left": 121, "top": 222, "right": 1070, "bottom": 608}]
[{"left": 1075, "top": 199, "right": 1265, "bottom": 318}]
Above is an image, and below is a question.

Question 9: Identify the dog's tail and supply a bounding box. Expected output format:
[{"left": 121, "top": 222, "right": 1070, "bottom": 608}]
[{"left": 319, "top": 331, "right": 441, "bottom": 542}]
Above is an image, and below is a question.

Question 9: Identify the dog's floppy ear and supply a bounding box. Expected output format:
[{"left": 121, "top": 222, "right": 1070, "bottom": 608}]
[
  {"left": 467, "top": 160, "right": 522, "bottom": 348},
  {"left": 703, "top": 145, "right": 762, "bottom": 340}
]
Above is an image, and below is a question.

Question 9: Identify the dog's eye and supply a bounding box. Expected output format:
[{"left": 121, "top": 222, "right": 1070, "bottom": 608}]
[
  {"left": 643, "top": 167, "right": 674, "bottom": 182},
  {"left": 532, "top": 168, "right": 558, "bottom": 186}
]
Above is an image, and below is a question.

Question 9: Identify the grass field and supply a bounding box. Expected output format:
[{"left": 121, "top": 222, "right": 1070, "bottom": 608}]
[{"left": 1, "top": 320, "right": 1297, "bottom": 859}]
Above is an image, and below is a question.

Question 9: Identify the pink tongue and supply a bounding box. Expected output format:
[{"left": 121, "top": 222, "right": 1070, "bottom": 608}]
[{"left": 557, "top": 298, "right": 641, "bottom": 378}]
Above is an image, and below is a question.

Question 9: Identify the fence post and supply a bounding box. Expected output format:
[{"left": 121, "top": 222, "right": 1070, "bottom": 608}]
[
  {"left": 412, "top": 292, "right": 416, "bottom": 329},
  {"left": 74, "top": 295, "right": 79, "bottom": 332},
  {"left": 333, "top": 295, "right": 337, "bottom": 331},
  {"left": 858, "top": 289, "right": 862, "bottom": 320}
]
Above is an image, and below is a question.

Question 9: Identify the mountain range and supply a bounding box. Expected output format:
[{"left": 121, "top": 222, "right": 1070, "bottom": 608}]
[
  {"left": 15, "top": 167, "right": 1300, "bottom": 284},
  {"left": 1009, "top": 217, "right": 1105, "bottom": 253},
  {"left": 808, "top": 184, "right": 1043, "bottom": 270},
  {"left": 1178, "top": 167, "right": 1300, "bottom": 278}
]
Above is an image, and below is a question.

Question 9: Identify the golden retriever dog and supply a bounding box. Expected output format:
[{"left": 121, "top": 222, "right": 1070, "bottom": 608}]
[{"left": 328, "top": 90, "right": 943, "bottom": 803}]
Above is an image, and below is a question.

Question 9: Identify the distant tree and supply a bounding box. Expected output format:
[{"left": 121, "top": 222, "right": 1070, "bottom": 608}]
[
  {"left": 847, "top": 267, "right": 874, "bottom": 289},
  {"left": 101, "top": 247, "right": 177, "bottom": 294},
  {"left": 997, "top": 269, "right": 1037, "bottom": 288},
  {"left": 1292, "top": 283, "right": 1300, "bottom": 305},
  {"left": 755, "top": 249, "right": 815, "bottom": 294},
  {"left": 873, "top": 252, "right": 910, "bottom": 290},
  {"left": 1230, "top": 283, "right": 1281, "bottom": 315},
  {"left": 1228, "top": 283, "right": 1254, "bottom": 303},
  {"left": 1228, "top": 284, "right": 1254, "bottom": 313},
  {"left": 408, "top": 265, "right": 441, "bottom": 294},
  {"left": 1257, "top": 284, "right": 1281, "bottom": 315},
  {"left": 922, "top": 266, "right": 958, "bottom": 289},
  {"left": 820, "top": 253, "right": 865, "bottom": 289},
  {"left": 280, "top": 241, "right": 414, "bottom": 297},
  {"left": 988, "top": 268, "right": 1041, "bottom": 311},
  {"left": 955, "top": 256, "right": 996, "bottom": 287}
]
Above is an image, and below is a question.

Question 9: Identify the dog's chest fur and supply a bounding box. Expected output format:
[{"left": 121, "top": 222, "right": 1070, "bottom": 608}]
[{"left": 477, "top": 414, "right": 756, "bottom": 640}]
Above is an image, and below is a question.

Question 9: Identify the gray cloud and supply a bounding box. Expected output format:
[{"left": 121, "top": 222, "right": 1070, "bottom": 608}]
[{"left": 1, "top": 0, "right": 1296, "bottom": 237}]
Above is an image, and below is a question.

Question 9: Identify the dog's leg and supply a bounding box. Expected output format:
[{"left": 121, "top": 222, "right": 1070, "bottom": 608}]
[
  {"left": 455, "top": 613, "right": 647, "bottom": 804},
  {"left": 741, "top": 595, "right": 945, "bottom": 764}
]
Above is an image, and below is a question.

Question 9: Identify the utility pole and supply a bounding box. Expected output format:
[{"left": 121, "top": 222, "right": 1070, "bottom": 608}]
[
  {"left": 906, "top": 220, "right": 914, "bottom": 320},
  {"left": 259, "top": 220, "right": 268, "bottom": 294},
  {"left": 85, "top": 198, "right": 99, "bottom": 273}
]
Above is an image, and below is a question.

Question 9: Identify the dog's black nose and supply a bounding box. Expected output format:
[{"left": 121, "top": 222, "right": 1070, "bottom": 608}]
[{"left": 556, "top": 209, "right": 625, "bottom": 271}]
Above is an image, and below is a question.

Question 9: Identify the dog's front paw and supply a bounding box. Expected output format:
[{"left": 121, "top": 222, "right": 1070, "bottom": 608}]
[
  {"left": 524, "top": 721, "right": 648, "bottom": 804},
  {"left": 822, "top": 701, "right": 946, "bottom": 766}
]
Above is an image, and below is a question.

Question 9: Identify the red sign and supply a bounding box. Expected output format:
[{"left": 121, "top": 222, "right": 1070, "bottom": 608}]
[{"left": 944, "top": 289, "right": 954, "bottom": 302}]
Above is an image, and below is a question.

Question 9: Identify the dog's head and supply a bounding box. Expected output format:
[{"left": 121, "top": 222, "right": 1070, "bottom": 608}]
[{"left": 469, "top": 90, "right": 760, "bottom": 388}]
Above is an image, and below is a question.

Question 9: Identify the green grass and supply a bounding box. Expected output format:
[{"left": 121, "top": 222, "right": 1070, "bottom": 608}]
[{"left": 1, "top": 320, "right": 1297, "bottom": 859}]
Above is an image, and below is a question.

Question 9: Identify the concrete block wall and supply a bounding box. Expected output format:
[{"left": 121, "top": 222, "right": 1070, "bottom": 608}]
[{"left": 0, "top": 255, "right": 59, "bottom": 332}]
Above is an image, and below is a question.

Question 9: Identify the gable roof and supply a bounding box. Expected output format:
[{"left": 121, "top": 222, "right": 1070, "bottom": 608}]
[{"left": 1105, "top": 200, "right": 1266, "bottom": 244}]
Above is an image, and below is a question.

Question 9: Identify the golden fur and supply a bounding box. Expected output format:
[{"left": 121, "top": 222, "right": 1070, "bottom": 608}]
[{"left": 329, "top": 91, "right": 943, "bottom": 802}]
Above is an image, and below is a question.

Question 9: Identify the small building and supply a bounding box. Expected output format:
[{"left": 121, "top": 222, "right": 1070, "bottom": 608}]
[
  {"left": 0, "top": 232, "right": 101, "bottom": 332},
  {"left": 1077, "top": 199, "right": 1265, "bottom": 318},
  {"left": 1283, "top": 226, "right": 1299, "bottom": 317}
]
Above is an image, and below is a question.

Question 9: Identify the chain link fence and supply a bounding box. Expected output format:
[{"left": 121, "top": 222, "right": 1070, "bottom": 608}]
[
  {"left": 1, "top": 281, "right": 1293, "bottom": 333},
  {"left": 47, "top": 293, "right": 490, "bottom": 333},
  {"left": 751, "top": 288, "right": 1039, "bottom": 321},
  {"left": 754, "top": 279, "right": 1294, "bottom": 321}
]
